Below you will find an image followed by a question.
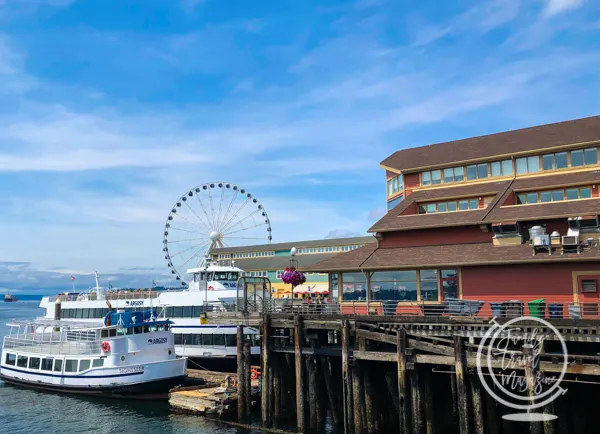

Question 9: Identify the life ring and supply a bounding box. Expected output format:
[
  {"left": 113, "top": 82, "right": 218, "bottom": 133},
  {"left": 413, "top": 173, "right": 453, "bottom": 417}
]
[
  {"left": 251, "top": 370, "right": 259, "bottom": 379},
  {"left": 101, "top": 341, "right": 111, "bottom": 353}
]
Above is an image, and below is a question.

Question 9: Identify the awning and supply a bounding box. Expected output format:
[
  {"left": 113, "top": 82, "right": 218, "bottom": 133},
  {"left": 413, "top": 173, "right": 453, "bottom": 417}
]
[{"left": 292, "top": 284, "right": 329, "bottom": 295}]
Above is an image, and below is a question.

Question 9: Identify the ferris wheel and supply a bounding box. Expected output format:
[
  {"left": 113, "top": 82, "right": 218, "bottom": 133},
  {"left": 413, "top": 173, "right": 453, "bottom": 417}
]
[{"left": 163, "top": 182, "right": 272, "bottom": 284}]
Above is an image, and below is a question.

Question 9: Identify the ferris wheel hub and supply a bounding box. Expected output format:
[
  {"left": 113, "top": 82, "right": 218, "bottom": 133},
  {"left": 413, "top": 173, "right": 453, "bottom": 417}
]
[{"left": 209, "top": 231, "right": 221, "bottom": 242}]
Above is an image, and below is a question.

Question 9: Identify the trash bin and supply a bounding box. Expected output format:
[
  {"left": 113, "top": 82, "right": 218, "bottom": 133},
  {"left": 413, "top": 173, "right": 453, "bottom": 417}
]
[
  {"left": 463, "top": 300, "right": 484, "bottom": 316},
  {"left": 548, "top": 303, "right": 563, "bottom": 319},
  {"left": 568, "top": 303, "right": 581, "bottom": 319},
  {"left": 490, "top": 302, "right": 504, "bottom": 317},
  {"left": 528, "top": 299, "right": 546, "bottom": 318},
  {"left": 504, "top": 300, "right": 524, "bottom": 317}
]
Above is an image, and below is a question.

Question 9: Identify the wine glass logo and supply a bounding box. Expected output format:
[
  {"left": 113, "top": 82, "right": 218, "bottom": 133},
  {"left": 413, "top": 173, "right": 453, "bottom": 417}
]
[{"left": 476, "top": 316, "right": 569, "bottom": 422}]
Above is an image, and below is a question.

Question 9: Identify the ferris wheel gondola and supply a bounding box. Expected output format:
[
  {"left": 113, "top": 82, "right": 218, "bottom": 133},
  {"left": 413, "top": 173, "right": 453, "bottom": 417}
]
[{"left": 162, "top": 182, "right": 272, "bottom": 284}]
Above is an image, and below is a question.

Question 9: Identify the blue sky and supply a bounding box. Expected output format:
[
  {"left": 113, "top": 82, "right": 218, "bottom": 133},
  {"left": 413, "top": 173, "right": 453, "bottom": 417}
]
[{"left": 0, "top": 0, "right": 599, "bottom": 293}]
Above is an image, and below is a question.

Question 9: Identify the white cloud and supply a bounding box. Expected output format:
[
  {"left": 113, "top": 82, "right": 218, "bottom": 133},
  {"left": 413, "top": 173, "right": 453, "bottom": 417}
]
[{"left": 543, "top": 0, "right": 585, "bottom": 16}]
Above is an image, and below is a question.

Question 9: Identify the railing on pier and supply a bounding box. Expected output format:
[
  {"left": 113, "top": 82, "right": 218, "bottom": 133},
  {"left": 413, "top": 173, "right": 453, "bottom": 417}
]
[{"left": 228, "top": 298, "right": 600, "bottom": 321}]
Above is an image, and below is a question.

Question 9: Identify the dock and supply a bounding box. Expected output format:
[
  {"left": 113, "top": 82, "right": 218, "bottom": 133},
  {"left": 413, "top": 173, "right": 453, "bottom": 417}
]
[{"left": 171, "top": 369, "right": 260, "bottom": 415}]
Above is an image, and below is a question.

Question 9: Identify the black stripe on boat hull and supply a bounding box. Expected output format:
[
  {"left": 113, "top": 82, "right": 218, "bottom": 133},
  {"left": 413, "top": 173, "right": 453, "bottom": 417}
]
[{"left": 0, "top": 374, "right": 187, "bottom": 400}]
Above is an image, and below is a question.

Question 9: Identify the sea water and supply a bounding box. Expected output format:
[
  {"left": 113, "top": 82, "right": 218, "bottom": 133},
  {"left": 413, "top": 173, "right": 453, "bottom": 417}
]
[{"left": 0, "top": 302, "right": 254, "bottom": 434}]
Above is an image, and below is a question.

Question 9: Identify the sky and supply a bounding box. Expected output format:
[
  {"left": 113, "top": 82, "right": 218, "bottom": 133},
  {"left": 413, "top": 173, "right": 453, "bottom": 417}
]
[{"left": 0, "top": 0, "right": 599, "bottom": 293}]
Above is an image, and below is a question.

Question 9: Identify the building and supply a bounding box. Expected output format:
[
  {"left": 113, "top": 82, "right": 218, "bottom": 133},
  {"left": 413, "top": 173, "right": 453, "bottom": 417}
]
[
  {"left": 210, "top": 236, "right": 375, "bottom": 298},
  {"left": 309, "top": 115, "right": 600, "bottom": 315}
]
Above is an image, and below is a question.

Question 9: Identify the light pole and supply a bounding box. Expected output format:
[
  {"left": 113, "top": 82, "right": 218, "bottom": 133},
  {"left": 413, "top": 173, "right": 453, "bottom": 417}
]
[{"left": 290, "top": 247, "right": 297, "bottom": 298}]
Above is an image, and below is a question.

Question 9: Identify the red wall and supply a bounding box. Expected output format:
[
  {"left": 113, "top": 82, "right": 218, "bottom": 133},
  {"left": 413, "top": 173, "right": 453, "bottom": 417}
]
[
  {"left": 380, "top": 226, "right": 493, "bottom": 247},
  {"left": 404, "top": 173, "right": 420, "bottom": 196},
  {"left": 462, "top": 263, "right": 600, "bottom": 304}
]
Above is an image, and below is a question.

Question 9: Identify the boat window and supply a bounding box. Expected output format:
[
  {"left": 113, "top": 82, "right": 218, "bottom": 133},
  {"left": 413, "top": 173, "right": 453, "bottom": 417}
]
[
  {"left": 125, "top": 327, "right": 134, "bottom": 336},
  {"left": 65, "top": 360, "right": 78, "bottom": 372},
  {"left": 134, "top": 326, "right": 142, "bottom": 334},
  {"left": 173, "top": 306, "right": 183, "bottom": 317},
  {"left": 202, "top": 334, "right": 213, "bottom": 346},
  {"left": 41, "top": 358, "right": 53, "bottom": 371},
  {"left": 193, "top": 334, "right": 202, "bottom": 346},
  {"left": 226, "top": 334, "right": 236, "bottom": 347},
  {"left": 182, "top": 306, "right": 192, "bottom": 317},
  {"left": 54, "top": 359, "right": 63, "bottom": 372},
  {"left": 17, "top": 355, "right": 28, "bottom": 368},
  {"left": 79, "top": 360, "right": 91, "bottom": 372},
  {"left": 101, "top": 329, "right": 109, "bottom": 338},
  {"left": 165, "top": 324, "right": 170, "bottom": 331},
  {"left": 109, "top": 329, "right": 117, "bottom": 337},
  {"left": 214, "top": 334, "right": 225, "bottom": 346},
  {"left": 143, "top": 326, "right": 150, "bottom": 333},
  {"left": 5, "top": 353, "right": 16, "bottom": 366},
  {"left": 174, "top": 334, "right": 183, "bottom": 345},
  {"left": 28, "top": 357, "right": 41, "bottom": 370},
  {"left": 92, "top": 359, "right": 104, "bottom": 368}
]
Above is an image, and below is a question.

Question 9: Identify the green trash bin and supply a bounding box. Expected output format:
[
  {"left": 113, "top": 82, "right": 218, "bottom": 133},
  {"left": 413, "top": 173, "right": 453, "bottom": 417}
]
[{"left": 528, "top": 299, "right": 546, "bottom": 318}]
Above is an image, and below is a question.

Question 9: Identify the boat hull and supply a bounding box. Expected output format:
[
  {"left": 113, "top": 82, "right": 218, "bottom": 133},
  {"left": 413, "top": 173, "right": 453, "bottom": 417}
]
[{"left": 0, "top": 373, "right": 187, "bottom": 399}]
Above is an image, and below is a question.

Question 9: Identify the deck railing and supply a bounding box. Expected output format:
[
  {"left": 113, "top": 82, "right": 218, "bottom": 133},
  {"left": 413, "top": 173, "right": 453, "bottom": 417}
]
[
  {"left": 227, "top": 298, "right": 600, "bottom": 321},
  {"left": 3, "top": 336, "right": 102, "bottom": 356}
]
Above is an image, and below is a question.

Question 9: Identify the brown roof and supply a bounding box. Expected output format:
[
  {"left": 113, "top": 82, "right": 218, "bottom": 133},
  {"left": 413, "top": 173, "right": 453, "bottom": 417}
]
[
  {"left": 370, "top": 171, "right": 600, "bottom": 232},
  {"left": 382, "top": 115, "right": 600, "bottom": 173},
  {"left": 369, "top": 181, "right": 511, "bottom": 232},
  {"left": 306, "top": 243, "right": 600, "bottom": 272}
]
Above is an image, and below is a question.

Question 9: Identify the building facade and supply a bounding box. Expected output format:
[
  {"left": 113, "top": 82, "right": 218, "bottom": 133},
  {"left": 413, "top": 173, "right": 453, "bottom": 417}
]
[
  {"left": 310, "top": 116, "right": 600, "bottom": 316},
  {"left": 210, "top": 236, "right": 375, "bottom": 298}
]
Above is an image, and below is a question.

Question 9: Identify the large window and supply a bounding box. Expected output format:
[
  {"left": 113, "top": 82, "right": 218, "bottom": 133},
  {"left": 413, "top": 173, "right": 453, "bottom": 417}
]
[
  {"left": 516, "top": 186, "right": 593, "bottom": 204},
  {"left": 516, "top": 156, "right": 540, "bottom": 174},
  {"left": 419, "top": 270, "right": 438, "bottom": 301},
  {"left": 441, "top": 269, "right": 458, "bottom": 299},
  {"left": 370, "top": 271, "right": 418, "bottom": 301},
  {"left": 5, "top": 353, "right": 16, "bottom": 366},
  {"left": 65, "top": 360, "right": 78, "bottom": 373},
  {"left": 341, "top": 272, "right": 367, "bottom": 301},
  {"left": 331, "top": 273, "right": 339, "bottom": 301},
  {"left": 17, "top": 355, "right": 28, "bottom": 368}
]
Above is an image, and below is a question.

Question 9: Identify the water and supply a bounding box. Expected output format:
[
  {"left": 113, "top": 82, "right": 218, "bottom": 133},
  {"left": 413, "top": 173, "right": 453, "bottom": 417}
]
[{"left": 0, "top": 303, "right": 254, "bottom": 434}]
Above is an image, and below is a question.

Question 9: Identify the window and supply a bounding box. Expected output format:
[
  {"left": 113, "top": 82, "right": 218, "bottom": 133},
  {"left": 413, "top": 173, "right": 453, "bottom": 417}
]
[
  {"left": 527, "top": 156, "right": 540, "bottom": 173},
  {"left": 580, "top": 187, "right": 592, "bottom": 199},
  {"left": 491, "top": 161, "right": 502, "bottom": 177},
  {"left": 571, "top": 149, "right": 584, "bottom": 167},
  {"left": 458, "top": 200, "right": 468, "bottom": 211},
  {"left": 92, "top": 359, "right": 104, "bottom": 368},
  {"left": 341, "top": 272, "right": 367, "bottom": 301},
  {"left": 28, "top": 357, "right": 40, "bottom": 370},
  {"left": 501, "top": 159, "right": 513, "bottom": 175},
  {"left": 431, "top": 170, "right": 441, "bottom": 185},
  {"left": 516, "top": 158, "right": 528, "bottom": 175},
  {"left": 527, "top": 192, "right": 539, "bottom": 203},
  {"left": 41, "top": 358, "right": 53, "bottom": 371},
  {"left": 214, "top": 334, "right": 225, "bottom": 346},
  {"left": 5, "top": 353, "right": 16, "bottom": 366},
  {"left": 79, "top": 360, "right": 91, "bottom": 372},
  {"left": 555, "top": 152, "right": 568, "bottom": 169},
  {"left": 331, "top": 273, "right": 339, "bottom": 301},
  {"left": 226, "top": 334, "right": 237, "bottom": 347},
  {"left": 466, "top": 165, "right": 477, "bottom": 180},
  {"left": 387, "top": 175, "right": 402, "bottom": 196},
  {"left": 17, "top": 355, "right": 28, "bottom": 368},
  {"left": 584, "top": 148, "right": 598, "bottom": 165},
  {"left": 566, "top": 188, "right": 579, "bottom": 200},
  {"left": 422, "top": 171, "right": 431, "bottom": 186},
  {"left": 418, "top": 197, "right": 484, "bottom": 214},
  {"left": 370, "top": 271, "right": 418, "bottom": 302},
  {"left": 426, "top": 203, "right": 436, "bottom": 213},
  {"left": 454, "top": 167, "right": 465, "bottom": 182},
  {"left": 447, "top": 201, "right": 457, "bottom": 212},
  {"left": 540, "top": 191, "right": 552, "bottom": 203},
  {"left": 419, "top": 270, "right": 438, "bottom": 301},
  {"left": 65, "top": 360, "right": 78, "bottom": 373},
  {"left": 276, "top": 271, "right": 282, "bottom": 279},
  {"left": 469, "top": 199, "right": 479, "bottom": 210},
  {"left": 441, "top": 269, "right": 458, "bottom": 299},
  {"left": 438, "top": 202, "right": 447, "bottom": 213},
  {"left": 542, "top": 154, "right": 555, "bottom": 171},
  {"left": 551, "top": 190, "right": 564, "bottom": 201},
  {"left": 54, "top": 359, "right": 63, "bottom": 372},
  {"left": 516, "top": 186, "right": 594, "bottom": 204},
  {"left": 202, "top": 334, "right": 213, "bottom": 346},
  {"left": 477, "top": 164, "right": 488, "bottom": 179},
  {"left": 444, "top": 168, "right": 454, "bottom": 183},
  {"left": 581, "top": 279, "right": 597, "bottom": 293}
]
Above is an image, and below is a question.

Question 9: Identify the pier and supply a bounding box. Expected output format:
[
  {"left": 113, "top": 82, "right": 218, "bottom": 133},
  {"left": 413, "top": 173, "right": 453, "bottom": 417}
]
[{"left": 209, "top": 301, "right": 600, "bottom": 434}]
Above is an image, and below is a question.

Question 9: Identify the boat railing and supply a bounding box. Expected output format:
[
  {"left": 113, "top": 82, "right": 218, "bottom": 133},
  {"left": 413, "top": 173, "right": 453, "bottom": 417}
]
[{"left": 2, "top": 335, "right": 102, "bottom": 356}]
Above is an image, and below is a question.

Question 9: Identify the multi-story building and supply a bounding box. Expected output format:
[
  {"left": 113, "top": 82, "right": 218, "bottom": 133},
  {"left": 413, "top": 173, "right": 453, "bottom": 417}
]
[
  {"left": 310, "top": 116, "right": 600, "bottom": 315},
  {"left": 210, "top": 236, "right": 375, "bottom": 298}
]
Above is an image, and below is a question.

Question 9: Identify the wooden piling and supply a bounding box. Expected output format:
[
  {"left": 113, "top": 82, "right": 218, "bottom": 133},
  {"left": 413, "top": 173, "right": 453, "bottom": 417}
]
[
  {"left": 411, "top": 366, "right": 425, "bottom": 434},
  {"left": 523, "top": 344, "right": 543, "bottom": 434},
  {"left": 294, "top": 315, "right": 305, "bottom": 433},
  {"left": 470, "top": 373, "right": 485, "bottom": 434},
  {"left": 453, "top": 336, "right": 470, "bottom": 434},
  {"left": 397, "top": 329, "right": 410, "bottom": 434},
  {"left": 242, "top": 340, "right": 252, "bottom": 419},
  {"left": 237, "top": 325, "right": 249, "bottom": 422},
  {"left": 422, "top": 368, "right": 435, "bottom": 434},
  {"left": 307, "top": 356, "right": 318, "bottom": 432},
  {"left": 262, "top": 314, "right": 272, "bottom": 427},
  {"left": 273, "top": 353, "right": 282, "bottom": 423},
  {"left": 352, "top": 360, "right": 365, "bottom": 434},
  {"left": 485, "top": 383, "right": 502, "bottom": 434},
  {"left": 341, "top": 320, "right": 354, "bottom": 434},
  {"left": 322, "top": 357, "right": 342, "bottom": 426},
  {"left": 363, "top": 364, "right": 376, "bottom": 434}
]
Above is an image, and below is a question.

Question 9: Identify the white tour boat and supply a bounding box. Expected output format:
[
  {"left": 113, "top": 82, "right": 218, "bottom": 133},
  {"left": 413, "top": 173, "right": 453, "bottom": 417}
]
[
  {"left": 0, "top": 309, "right": 186, "bottom": 397},
  {"left": 39, "top": 265, "right": 265, "bottom": 359}
]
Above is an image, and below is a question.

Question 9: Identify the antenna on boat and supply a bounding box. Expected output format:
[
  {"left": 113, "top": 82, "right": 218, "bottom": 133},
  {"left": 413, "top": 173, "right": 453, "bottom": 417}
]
[{"left": 94, "top": 271, "right": 104, "bottom": 298}]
